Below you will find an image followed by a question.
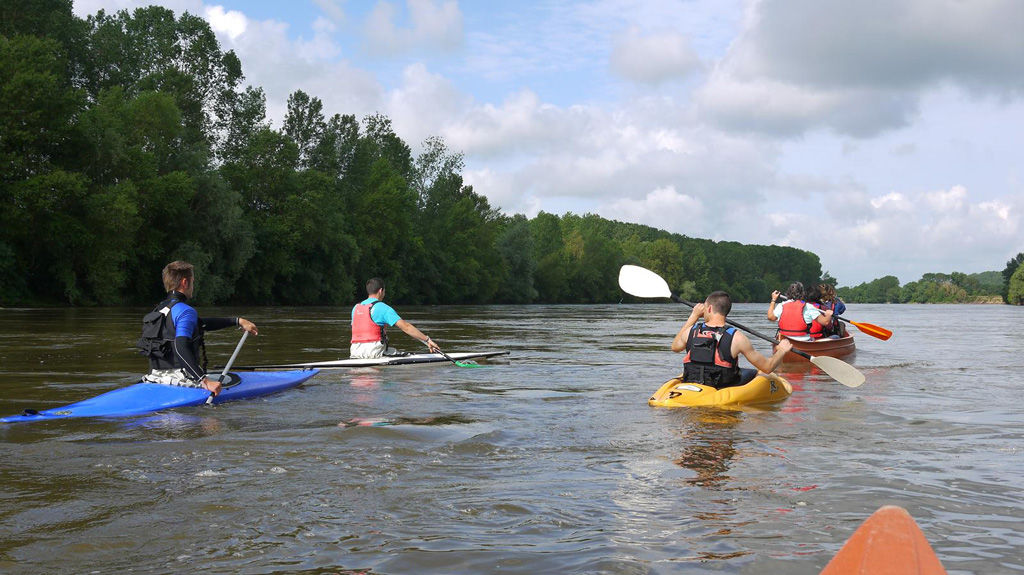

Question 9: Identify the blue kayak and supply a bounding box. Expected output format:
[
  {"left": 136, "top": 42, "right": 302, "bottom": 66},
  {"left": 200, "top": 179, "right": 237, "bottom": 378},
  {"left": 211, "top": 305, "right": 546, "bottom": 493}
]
[{"left": 1, "top": 370, "right": 319, "bottom": 423}]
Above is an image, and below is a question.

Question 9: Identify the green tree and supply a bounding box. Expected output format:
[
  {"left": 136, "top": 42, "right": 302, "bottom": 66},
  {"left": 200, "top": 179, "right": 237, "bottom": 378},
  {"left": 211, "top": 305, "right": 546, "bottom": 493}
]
[
  {"left": 531, "top": 212, "right": 569, "bottom": 302},
  {"left": 1008, "top": 264, "right": 1024, "bottom": 305},
  {"left": 283, "top": 90, "right": 326, "bottom": 169},
  {"left": 1002, "top": 252, "right": 1024, "bottom": 303},
  {"left": 494, "top": 215, "right": 537, "bottom": 303},
  {"left": 226, "top": 127, "right": 301, "bottom": 303},
  {"left": 174, "top": 172, "right": 254, "bottom": 304},
  {"left": 82, "top": 7, "right": 242, "bottom": 155},
  {"left": 217, "top": 85, "right": 268, "bottom": 164},
  {"left": 0, "top": 33, "right": 84, "bottom": 303},
  {"left": 0, "top": 34, "right": 82, "bottom": 181},
  {"left": 412, "top": 137, "right": 502, "bottom": 303}
]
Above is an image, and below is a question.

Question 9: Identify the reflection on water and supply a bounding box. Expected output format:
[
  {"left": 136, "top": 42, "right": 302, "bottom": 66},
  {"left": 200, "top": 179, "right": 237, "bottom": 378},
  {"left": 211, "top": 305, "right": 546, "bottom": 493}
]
[
  {"left": 1, "top": 304, "right": 1023, "bottom": 574},
  {"left": 673, "top": 409, "right": 743, "bottom": 488}
]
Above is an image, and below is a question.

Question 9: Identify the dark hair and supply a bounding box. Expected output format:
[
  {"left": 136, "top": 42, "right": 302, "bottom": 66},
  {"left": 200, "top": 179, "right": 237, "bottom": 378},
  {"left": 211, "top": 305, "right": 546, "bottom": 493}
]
[
  {"left": 366, "top": 277, "right": 385, "bottom": 295},
  {"left": 819, "top": 283, "right": 837, "bottom": 302},
  {"left": 785, "top": 282, "right": 804, "bottom": 301},
  {"left": 706, "top": 290, "right": 732, "bottom": 316},
  {"left": 805, "top": 284, "right": 823, "bottom": 304},
  {"left": 163, "top": 261, "right": 194, "bottom": 292}
]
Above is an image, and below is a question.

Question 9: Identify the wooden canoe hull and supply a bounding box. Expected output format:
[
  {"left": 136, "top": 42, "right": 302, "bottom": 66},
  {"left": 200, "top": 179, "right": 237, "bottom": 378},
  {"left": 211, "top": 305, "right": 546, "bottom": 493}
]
[{"left": 774, "top": 334, "right": 855, "bottom": 362}]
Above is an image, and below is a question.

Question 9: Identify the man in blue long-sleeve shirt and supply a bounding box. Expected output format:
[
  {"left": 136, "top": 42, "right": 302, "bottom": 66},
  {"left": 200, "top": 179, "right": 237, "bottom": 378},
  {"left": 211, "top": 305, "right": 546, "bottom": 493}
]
[{"left": 139, "top": 261, "right": 258, "bottom": 396}]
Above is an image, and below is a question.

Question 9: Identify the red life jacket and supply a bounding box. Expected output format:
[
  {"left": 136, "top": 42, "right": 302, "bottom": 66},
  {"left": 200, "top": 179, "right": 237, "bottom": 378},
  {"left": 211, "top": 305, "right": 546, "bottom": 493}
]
[
  {"left": 807, "top": 303, "right": 825, "bottom": 339},
  {"left": 351, "top": 301, "right": 386, "bottom": 344},
  {"left": 778, "top": 300, "right": 812, "bottom": 338},
  {"left": 819, "top": 301, "right": 840, "bottom": 336}
]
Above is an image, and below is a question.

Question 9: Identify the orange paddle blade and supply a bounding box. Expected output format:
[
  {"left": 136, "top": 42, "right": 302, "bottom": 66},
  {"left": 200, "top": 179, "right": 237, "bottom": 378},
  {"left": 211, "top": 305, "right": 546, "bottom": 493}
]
[
  {"left": 847, "top": 320, "right": 892, "bottom": 341},
  {"left": 820, "top": 505, "right": 946, "bottom": 575}
]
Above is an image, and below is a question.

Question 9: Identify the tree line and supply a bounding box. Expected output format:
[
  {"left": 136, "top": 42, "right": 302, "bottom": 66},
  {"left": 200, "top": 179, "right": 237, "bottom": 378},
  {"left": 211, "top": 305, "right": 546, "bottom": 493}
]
[
  {"left": 4, "top": 3, "right": 1018, "bottom": 308},
  {"left": 837, "top": 265, "right": 1019, "bottom": 304},
  {"left": 1, "top": 2, "right": 830, "bottom": 307}
]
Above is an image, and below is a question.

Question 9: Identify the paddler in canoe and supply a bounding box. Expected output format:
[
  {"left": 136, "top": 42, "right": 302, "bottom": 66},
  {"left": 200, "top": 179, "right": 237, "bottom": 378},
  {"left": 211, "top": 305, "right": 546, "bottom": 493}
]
[
  {"left": 137, "top": 260, "right": 259, "bottom": 397},
  {"left": 672, "top": 290, "right": 793, "bottom": 388},
  {"left": 817, "top": 283, "right": 849, "bottom": 338},
  {"left": 767, "top": 282, "right": 834, "bottom": 341},
  {"left": 350, "top": 277, "right": 443, "bottom": 359}
]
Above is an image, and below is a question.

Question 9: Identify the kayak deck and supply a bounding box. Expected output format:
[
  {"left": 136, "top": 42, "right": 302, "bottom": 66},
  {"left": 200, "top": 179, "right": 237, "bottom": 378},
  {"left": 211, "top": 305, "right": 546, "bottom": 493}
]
[
  {"left": 1, "top": 369, "right": 319, "bottom": 423},
  {"left": 232, "top": 350, "right": 510, "bottom": 369},
  {"left": 648, "top": 373, "right": 792, "bottom": 408},
  {"left": 820, "top": 505, "right": 947, "bottom": 574}
]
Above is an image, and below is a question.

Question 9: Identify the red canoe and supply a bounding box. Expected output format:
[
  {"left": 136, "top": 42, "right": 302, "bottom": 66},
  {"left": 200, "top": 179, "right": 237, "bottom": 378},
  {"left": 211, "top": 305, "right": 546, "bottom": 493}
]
[
  {"left": 774, "top": 334, "right": 855, "bottom": 362},
  {"left": 819, "top": 505, "right": 947, "bottom": 575}
]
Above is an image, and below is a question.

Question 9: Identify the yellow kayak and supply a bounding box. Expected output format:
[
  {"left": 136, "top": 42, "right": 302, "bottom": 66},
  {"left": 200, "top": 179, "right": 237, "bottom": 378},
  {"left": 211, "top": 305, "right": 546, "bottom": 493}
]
[{"left": 648, "top": 373, "right": 792, "bottom": 408}]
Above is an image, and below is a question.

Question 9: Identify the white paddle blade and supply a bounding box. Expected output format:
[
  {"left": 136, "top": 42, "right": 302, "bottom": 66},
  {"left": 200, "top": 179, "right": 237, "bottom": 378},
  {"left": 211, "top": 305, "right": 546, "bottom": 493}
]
[
  {"left": 809, "top": 355, "right": 866, "bottom": 388},
  {"left": 618, "top": 265, "right": 673, "bottom": 299}
]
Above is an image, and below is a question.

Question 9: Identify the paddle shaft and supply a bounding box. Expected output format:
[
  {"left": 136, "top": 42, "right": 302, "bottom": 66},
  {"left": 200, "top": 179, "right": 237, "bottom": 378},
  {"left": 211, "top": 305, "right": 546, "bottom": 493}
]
[
  {"left": 206, "top": 331, "right": 249, "bottom": 404},
  {"left": 435, "top": 348, "right": 483, "bottom": 367},
  {"left": 436, "top": 349, "right": 462, "bottom": 365},
  {"left": 220, "top": 331, "right": 249, "bottom": 379},
  {"left": 673, "top": 295, "right": 815, "bottom": 361}
]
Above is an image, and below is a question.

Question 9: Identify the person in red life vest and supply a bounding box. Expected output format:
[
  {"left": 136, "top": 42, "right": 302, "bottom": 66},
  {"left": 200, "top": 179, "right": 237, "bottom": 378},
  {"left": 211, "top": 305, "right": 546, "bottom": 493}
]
[
  {"left": 350, "top": 277, "right": 443, "bottom": 359},
  {"left": 672, "top": 290, "right": 793, "bottom": 389},
  {"left": 767, "top": 282, "right": 833, "bottom": 341},
  {"left": 818, "top": 283, "right": 849, "bottom": 338}
]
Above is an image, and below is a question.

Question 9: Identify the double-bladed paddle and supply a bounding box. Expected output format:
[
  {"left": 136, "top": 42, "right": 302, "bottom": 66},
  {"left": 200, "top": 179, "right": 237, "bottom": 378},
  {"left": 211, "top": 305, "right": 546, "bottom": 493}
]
[
  {"left": 618, "top": 265, "right": 865, "bottom": 388},
  {"left": 775, "top": 295, "right": 892, "bottom": 341}
]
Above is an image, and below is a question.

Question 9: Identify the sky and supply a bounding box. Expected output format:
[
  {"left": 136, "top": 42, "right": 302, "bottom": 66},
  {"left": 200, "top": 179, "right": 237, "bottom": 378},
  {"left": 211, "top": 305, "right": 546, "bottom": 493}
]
[{"left": 71, "top": 0, "right": 1024, "bottom": 286}]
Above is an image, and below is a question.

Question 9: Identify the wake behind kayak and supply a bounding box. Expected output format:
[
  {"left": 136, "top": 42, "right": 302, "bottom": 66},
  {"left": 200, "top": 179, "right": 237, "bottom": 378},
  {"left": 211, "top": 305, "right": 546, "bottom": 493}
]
[
  {"left": 1, "top": 370, "right": 319, "bottom": 423},
  {"left": 231, "top": 350, "right": 510, "bottom": 370}
]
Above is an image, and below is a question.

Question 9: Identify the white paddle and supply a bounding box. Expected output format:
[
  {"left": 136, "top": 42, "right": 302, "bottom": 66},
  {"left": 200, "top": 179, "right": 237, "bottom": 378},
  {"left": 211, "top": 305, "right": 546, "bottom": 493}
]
[{"left": 618, "top": 265, "right": 865, "bottom": 388}]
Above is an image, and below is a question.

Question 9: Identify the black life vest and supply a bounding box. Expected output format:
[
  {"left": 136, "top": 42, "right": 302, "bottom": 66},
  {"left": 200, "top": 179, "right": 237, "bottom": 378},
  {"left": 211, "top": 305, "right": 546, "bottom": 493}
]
[
  {"left": 136, "top": 293, "right": 205, "bottom": 370},
  {"left": 682, "top": 322, "right": 741, "bottom": 388}
]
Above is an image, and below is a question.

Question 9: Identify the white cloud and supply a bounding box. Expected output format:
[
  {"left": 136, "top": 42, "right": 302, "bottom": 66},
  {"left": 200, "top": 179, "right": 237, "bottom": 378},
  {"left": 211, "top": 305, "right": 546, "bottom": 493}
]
[
  {"left": 312, "top": 0, "right": 347, "bottom": 24},
  {"left": 204, "top": 5, "right": 247, "bottom": 41},
  {"left": 696, "top": 71, "right": 917, "bottom": 137},
  {"left": 784, "top": 185, "right": 1021, "bottom": 284},
  {"left": 295, "top": 17, "right": 342, "bottom": 61},
  {"left": 924, "top": 184, "right": 966, "bottom": 212},
  {"left": 602, "top": 186, "right": 705, "bottom": 231},
  {"left": 210, "top": 13, "right": 382, "bottom": 127},
  {"left": 609, "top": 27, "right": 702, "bottom": 84},
  {"left": 365, "top": 0, "right": 463, "bottom": 56},
  {"left": 442, "top": 90, "right": 577, "bottom": 157},
  {"left": 738, "top": 0, "right": 1024, "bottom": 91},
  {"left": 699, "top": 0, "right": 1024, "bottom": 137},
  {"left": 869, "top": 192, "right": 910, "bottom": 211},
  {"left": 384, "top": 63, "right": 468, "bottom": 146}
]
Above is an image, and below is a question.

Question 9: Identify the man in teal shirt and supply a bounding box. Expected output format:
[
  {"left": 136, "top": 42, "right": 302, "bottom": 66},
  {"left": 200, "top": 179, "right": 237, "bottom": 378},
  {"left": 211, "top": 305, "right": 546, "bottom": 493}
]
[{"left": 350, "top": 277, "right": 442, "bottom": 359}]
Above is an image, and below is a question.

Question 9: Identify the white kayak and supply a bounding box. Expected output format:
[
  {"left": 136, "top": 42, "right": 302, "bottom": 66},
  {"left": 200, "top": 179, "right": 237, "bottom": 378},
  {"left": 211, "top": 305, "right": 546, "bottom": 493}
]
[{"left": 231, "top": 350, "right": 510, "bottom": 369}]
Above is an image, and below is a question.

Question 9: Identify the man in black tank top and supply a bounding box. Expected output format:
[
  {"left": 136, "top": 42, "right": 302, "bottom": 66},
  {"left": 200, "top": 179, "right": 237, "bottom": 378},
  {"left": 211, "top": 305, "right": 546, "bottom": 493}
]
[{"left": 672, "top": 291, "right": 793, "bottom": 389}]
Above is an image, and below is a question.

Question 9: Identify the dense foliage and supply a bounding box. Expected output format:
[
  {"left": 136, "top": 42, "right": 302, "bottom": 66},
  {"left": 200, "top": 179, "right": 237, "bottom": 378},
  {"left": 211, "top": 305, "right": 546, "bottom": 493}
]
[
  {"left": 837, "top": 271, "right": 1006, "bottom": 304},
  {"left": 1, "top": 2, "right": 830, "bottom": 307},
  {"left": 1005, "top": 253, "right": 1024, "bottom": 305}
]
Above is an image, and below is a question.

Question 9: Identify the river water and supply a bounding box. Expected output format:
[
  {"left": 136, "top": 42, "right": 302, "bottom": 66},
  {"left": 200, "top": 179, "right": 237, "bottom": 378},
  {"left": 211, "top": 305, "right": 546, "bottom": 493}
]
[{"left": 0, "top": 303, "right": 1021, "bottom": 574}]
